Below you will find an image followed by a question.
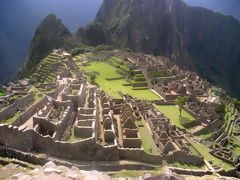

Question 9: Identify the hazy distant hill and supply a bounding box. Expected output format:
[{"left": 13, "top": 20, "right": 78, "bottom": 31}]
[
  {"left": 0, "top": 0, "right": 102, "bottom": 82},
  {"left": 183, "top": 0, "right": 240, "bottom": 20}
]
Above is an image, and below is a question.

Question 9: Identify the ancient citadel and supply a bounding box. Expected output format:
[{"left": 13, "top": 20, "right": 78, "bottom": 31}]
[{"left": 0, "top": 49, "right": 239, "bottom": 178}]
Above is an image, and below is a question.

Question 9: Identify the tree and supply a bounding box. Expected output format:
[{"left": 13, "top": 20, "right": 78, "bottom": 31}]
[
  {"left": 175, "top": 96, "right": 189, "bottom": 117},
  {"left": 90, "top": 73, "right": 96, "bottom": 83},
  {"left": 89, "top": 71, "right": 99, "bottom": 84}
]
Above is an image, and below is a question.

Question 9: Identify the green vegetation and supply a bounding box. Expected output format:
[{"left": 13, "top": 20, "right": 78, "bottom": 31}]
[
  {"left": 29, "top": 53, "right": 65, "bottom": 83},
  {"left": 0, "top": 90, "right": 6, "bottom": 96},
  {"left": 188, "top": 145, "right": 200, "bottom": 156},
  {"left": 154, "top": 105, "right": 196, "bottom": 132},
  {"left": 169, "top": 161, "right": 205, "bottom": 170},
  {"left": 111, "top": 170, "right": 144, "bottom": 178},
  {"left": 80, "top": 61, "right": 159, "bottom": 100},
  {"left": 175, "top": 96, "right": 189, "bottom": 117},
  {"left": 5, "top": 112, "right": 23, "bottom": 125},
  {"left": 136, "top": 119, "right": 159, "bottom": 155},
  {"left": 197, "top": 132, "right": 213, "bottom": 139}
]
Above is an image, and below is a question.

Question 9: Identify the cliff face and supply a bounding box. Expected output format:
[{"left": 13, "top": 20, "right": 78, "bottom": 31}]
[
  {"left": 25, "top": 14, "right": 74, "bottom": 71},
  {"left": 77, "top": 0, "right": 240, "bottom": 98}
]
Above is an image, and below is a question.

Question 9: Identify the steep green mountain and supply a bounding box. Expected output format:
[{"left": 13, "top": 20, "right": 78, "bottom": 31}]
[
  {"left": 76, "top": 0, "right": 240, "bottom": 98},
  {"left": 24, "top": 14, "right": 79, "bottom": 72}
]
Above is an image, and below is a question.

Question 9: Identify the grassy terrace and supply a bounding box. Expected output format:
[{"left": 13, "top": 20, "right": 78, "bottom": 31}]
[
  {"left": 168, "top": 161, "right": 205, "bottom": 170},
  {"left": 80, "top": 61, "right": 160, "bottom": 100},
  {"left": 29, "top": 54, "right": 63, "bottom": 83},
  {"left": 189, "top": 139, "right": 233, "bottom": 170},
  {"left": 136, "top": 119, "right": 159, "bottom": 155},
  {"left": 111, "top": 170, "right": 144, "bottom": 178},
  {"left": 154, "top": 105, "right": 196, "bottom": 132}
]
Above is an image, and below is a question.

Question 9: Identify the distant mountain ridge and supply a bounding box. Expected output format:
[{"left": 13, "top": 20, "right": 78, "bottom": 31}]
[{"left": 184, "top": 0, "right": 240, "bottom": 20}]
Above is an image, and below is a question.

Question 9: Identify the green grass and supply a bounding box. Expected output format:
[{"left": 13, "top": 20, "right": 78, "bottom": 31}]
[
  {"left": 0, "top": 90, "right": 6, "bottom": 96},
  {"left": 233, "top": 147, "right": 240, "bottom": 156},
  {"left": 111, "top": 170, "right": 144, "bottom": 178},
  {"left": 154, "top": 105, "right": 196, "bottom": 132},
  {"left": 80, "top": 62, "right": 160, "bottom": 100},
  {"left": 197, "top": 132, "right": 213, "bottom": 139},
  {"left": 136, "top": 119, "right": 159, "bottom": 155},
  {"left": 170, "top": 161, "right": 205, "bottom": 169},
  {"left": 188, "top": 145, "right": 200, "bottom": 156}
]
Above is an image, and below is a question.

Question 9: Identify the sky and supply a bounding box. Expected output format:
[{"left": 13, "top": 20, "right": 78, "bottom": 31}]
[
  {"left": 0, "top": 0, "right": 102, "bottom": 82},
  {"left": 0, "top": 0, "right": 103, "bottom": 33}
]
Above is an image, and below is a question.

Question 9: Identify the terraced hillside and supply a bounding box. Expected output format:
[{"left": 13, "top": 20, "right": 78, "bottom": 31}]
[
  {"left": 29, "top": 53, "right": 67, "bottom": 83},
  {"left": 107, "top": 56, "right": 148, "bottom": 90}
]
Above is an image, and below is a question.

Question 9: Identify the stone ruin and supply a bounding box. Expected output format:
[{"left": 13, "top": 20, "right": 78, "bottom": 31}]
[
  {"left": 98, "top": 90, "right": 116, "bottom": 145},
  {"left": 0, "top": 79, "right": 34, "bottom": 122},
  {"left": 74, "top": 87, "right": 97, "bottom": 140},
  {"left": 184, "top": 101, "right": 219, "bottom": 126},
  {"left": 146, "top": 105, "right": 202, "bottom": 165},
  {"left": 120, "top": 103, "right": 141, "bottom": 148}
]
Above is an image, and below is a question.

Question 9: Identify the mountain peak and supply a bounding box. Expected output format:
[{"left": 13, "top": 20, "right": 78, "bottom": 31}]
[{"left": 25, "top": 14, "right": 72, "bottom": 72}]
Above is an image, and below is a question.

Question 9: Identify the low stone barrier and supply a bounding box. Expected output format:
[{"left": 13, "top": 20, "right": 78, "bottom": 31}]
[
  {"left": 0, "top": 124, "right": 119, "bottom": 161},
  {"left": 0, "top": 145, "right": 47, "bottom": 165},
  {"left": 164, "top": 150, "right": 204, "bottom": 165},
  {"left": 118, "top": 148, "right": 162, "bottom": 164},
  {"left": 169, "top": 167, "right": 212, "bottom": 176}
]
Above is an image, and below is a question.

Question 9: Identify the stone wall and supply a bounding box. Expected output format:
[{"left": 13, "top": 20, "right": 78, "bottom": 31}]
[
  {"left": 152, "top": 86, "right": 178, "bottom": 101},
  {"left": 0, "top": 92, "right": 34, "bottom": 122},
  {"left": 193, "top": 118, "right": 224, "bottom": 136},
  {"left": 122, "top": 138, "right": 141, "bottom": 148},
  {"left": 0, "top": 125, "right": 119, "bottom": 161},
  {"left": 169, "top": 167, "right": 212, "bottom": 176},
  {"left": 47, "top": 85, "right": 66, "bottom": 99},
  {"left": 54, "top": 106, "right": 74, "bottom": 140},
  {"left": 13, "top": 96, "right": 49, "bottom": 127},
  {"left": 118, "top": 148, "right": 162, "bottom": 164},
  {"left": 182, "top": 106, "right": 200, "bottom": 121},
  {"left": 0, "top": 145, "right": 47, "bottom": 166},
  {"left": 164, "top": 150, "right": 204, "bottom": 165}
]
